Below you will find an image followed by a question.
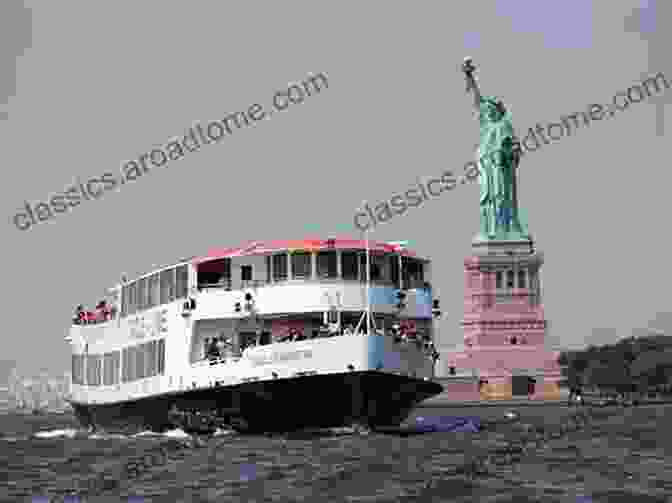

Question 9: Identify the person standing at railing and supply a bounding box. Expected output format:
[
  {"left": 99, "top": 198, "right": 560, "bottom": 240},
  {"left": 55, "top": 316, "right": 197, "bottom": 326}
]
[
  {"left": 84, "top": 310, "right": 97, "bottom": 324},
  {"left": 94, "top": 301, "right": 106, "bottom": 323},
  {"left": 202, "top": 338, "right": 210, "bottom": 360},
  {"left": 73, "top": 305, "right": 85, "bottom": 325},
  {"left": 207, "top": 338, "right": 219, "bottom": 364},
  {"left": 216, "top": 336, "right": 227, "bottom": 360}
]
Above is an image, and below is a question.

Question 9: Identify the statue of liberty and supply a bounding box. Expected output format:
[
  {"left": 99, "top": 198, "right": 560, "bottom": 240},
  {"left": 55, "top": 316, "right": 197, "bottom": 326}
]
[{"left": 462, "top": 58, "right": 530, "bottom": 241}]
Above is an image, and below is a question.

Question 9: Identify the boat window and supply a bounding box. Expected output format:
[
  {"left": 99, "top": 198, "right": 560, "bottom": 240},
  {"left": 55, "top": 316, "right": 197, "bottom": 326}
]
[
  {"left": 272, "top": 253, "right": 287, "bottom": 281},
  {"left": 128, "top": 346, "right": 138, "bottom": 381},
  {"left": 496, "top": 271, "right": 503, "bottom": 289},
  {"left": 103, "top": 353, "right": 111, "bottom": 385},
  {"left": 157, "top": 339, "right": 165, "bottom": 375},
  {"left": 390, "top": 254, "right": 400, "bottom": 285},
  {"left": 175, "top": 265, "right": 189, "bottom": 299},
  {"left": 136, "top": 344, "right": 145, "bottom": 379},
  {"left": 317, "top": 251, "right": 337, "bottom": 278},
  {"left": 103, "top": 352, "right": 120, "bottom": 386},
  {"left": 71, "top": 354, "right": 84, "bottom": 385},
  {"left": 291, "top": 251, "right": 311, "bottom": 279},
  {"left": 507, "top": 270, "right": 515, "bottom": 288},
  {"left": 241, "top": 265, "right": 252, "bottom": 282},
  {"left": 126, "top": 347, "right": 134, "bottom": 381},
  {"left": 402, "top": 258, "right": 425, "bottom": 289},
  {"left": 122, "top": 348, "right": 130, "bottom": 382},
  {"left": 145, "top": 341, "right": 158, "bottom": 377},
  {"left": 86, "top": 355, "right": 101, "bottom": 386},
  {"left": 341, "top": 251, "right": 358, "bottom": 280},
  {"left": 112, "top": 351, "right": 120, "bottom": 385},
  {"left": 127, "top": 282, "right": 136, "bottom": 315},
  {"left": 137, "top": 278, "right": 147, "bottom": 312},
  {"left": 148, "top": 274, "right": 159, "bottom": 309},
  {"left": 197, "top": 259, "right": 231, "bottom": 289},
  {"left": 265, "top": 256, "right": 271, "bottom": 282},
  {"left": 121, "top": 286, "right": 128, "bottom": 318},
  {"left": 160, "top": 268, "right": 175, "bottom": 304},
  {"left": 371, "top": 253, "right": 390, "bottom": 282}
]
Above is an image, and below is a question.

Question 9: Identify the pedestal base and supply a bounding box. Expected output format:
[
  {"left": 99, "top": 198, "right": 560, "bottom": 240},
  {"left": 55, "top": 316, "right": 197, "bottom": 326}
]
[{"left": 480, "top": 382, "right": 512, "bottom": 400}]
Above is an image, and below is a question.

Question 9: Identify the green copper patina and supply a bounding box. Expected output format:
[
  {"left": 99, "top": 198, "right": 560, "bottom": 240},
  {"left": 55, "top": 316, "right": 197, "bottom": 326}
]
[{"left": 462, "top": 58, "right": 530, "bottom": 241}]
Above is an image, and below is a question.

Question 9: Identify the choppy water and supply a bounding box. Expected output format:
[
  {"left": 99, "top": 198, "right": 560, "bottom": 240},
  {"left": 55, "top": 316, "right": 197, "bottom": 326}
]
[{"left": 1, "top": 405, "right": 671, "bottom": 502}]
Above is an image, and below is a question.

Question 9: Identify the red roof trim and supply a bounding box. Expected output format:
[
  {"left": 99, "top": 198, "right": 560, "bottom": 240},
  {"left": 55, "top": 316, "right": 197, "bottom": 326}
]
[{"left": 192, "top": 238, "right": 420, "bottom": 265}]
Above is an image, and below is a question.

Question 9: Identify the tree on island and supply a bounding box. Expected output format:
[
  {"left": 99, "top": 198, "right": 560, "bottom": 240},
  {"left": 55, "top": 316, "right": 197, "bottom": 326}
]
[{"left": 558, "top": 331, "right": 672, "bottom": 398}]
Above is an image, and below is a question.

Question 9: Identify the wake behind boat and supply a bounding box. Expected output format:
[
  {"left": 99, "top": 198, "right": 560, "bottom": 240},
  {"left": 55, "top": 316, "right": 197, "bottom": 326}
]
[{"left": 65, "top": 237, "right": 443, "bottom": 434}]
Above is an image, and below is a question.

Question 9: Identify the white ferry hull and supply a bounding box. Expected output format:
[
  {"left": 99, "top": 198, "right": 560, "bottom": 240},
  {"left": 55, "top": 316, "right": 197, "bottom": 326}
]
[
  {"left": 70, "top": 370, "right": 441, "bottom": 434},
  {"left": 68, "top": 334, "right": 442, "bottom": 433}
]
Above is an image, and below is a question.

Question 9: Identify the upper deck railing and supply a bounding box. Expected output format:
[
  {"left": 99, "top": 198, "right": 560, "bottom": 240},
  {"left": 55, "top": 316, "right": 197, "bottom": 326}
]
[{"left": 196, "top": 277, "right": 431, "bottom": 292}]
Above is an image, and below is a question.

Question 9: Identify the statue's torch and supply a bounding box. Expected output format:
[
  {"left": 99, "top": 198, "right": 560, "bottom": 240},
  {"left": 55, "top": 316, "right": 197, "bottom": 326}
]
[{"left": 462, "top": 57, "right": 476, "bottom": 93}]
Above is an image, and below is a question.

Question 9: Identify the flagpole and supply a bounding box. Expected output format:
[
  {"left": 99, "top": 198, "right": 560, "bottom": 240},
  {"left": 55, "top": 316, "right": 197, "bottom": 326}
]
[{"left": 365, "top": 226, "right": 371, "bottom": 335}]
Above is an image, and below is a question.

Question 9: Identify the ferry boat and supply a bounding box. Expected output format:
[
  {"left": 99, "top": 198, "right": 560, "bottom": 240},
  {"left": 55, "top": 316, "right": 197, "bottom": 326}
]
[{"left": 65, "top": 237, "right": 442, "bottom": 434}]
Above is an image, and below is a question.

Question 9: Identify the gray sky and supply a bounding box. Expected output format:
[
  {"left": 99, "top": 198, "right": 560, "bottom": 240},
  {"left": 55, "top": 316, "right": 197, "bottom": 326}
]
[{"left": 1, "top": 0, "right": 669, "bottom": 376}]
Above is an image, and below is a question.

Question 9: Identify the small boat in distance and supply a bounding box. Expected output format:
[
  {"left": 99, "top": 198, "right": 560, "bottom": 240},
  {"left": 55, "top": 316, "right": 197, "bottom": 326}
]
[{"left": 65, "top": 237, "right": 443, "bottom": 434}]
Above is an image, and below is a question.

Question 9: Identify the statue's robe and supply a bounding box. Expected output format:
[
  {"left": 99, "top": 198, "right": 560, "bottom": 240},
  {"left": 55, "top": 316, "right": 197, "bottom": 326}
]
[{"left": 476, "top": 96, "right": 526, "bottom": 239}]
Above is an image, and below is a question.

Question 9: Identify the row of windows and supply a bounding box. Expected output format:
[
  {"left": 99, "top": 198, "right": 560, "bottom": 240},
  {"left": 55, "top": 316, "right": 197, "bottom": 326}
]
[
  {"left": 197, "top": 253, "right": 426, "bottom": 289},
  {"left": 122, "top": 339, "right": 166, "bottom": 382},
  {"left": 121, "top": 265, "right": 189, "bottom": 318},
  {"left": 261, "top": 252, "right": 424, "bottom": 284},
  {"left": 71, "top": 339, "right": 165, "bottom": 386}
]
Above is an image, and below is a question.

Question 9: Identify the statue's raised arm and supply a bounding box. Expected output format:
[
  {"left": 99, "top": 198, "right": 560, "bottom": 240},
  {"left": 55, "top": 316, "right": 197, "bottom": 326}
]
[{"left": 462, "top": 57, "right": 481, "bottom": 112}]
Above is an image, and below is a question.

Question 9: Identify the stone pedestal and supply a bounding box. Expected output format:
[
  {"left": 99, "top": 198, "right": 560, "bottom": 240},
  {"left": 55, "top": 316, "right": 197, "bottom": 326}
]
[{"left": 440, "top": 237, "right": 561, "bottom": 401}]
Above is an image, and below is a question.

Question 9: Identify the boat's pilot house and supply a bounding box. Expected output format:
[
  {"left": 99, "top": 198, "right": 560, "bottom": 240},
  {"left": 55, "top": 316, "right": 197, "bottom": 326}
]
[{"left": 195, "top": 245, "right": 428, "bottom": 292}]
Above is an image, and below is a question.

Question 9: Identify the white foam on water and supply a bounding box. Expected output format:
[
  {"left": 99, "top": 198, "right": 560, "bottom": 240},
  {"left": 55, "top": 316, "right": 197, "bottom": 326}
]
[
  {"left": 132, "top": 430, "right": 163, "bottom": 438},
  {"left": 213, "top": 428, "right": 236, "bottom": 437},
  {"left": 89, "top": 432, "right": 129, "bottom": 440},
  {"left": 33, "top": 428, "right": 79, "bottom": 439},
  {"left": 160, "top": 428, "right": 191, "bottom": 439},
  {"left": 327, "top": 426, "right": 356, "bottom": 435}
]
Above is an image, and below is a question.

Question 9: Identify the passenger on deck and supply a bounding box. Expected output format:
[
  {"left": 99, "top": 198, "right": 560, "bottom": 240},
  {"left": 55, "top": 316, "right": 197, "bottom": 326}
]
[
  {"left": 327, "top": 323, "right": 339, "bottom": 337},
  {"left": 216, "top": 336, "right": 226, "bottom": 358},
  {"left": 343, "top": 324, "right": 355, "bottom": 336},
  {"left": 74, "top": 305, "right": 85, "bottom": 325},
  {"left": 84, "top": 310, "right": 97, "bottom": 325},
  {"left": 95, "top": 300, "right": 108, "bottom": 322},
  {"left": 103, "top": 301, "right": 114, "bottom": 320},
  {"left": 207, "top": 338, "right": 220, "bottom": 364},
  {"left": 406, "top": 328, "right": 419, "bottom": 346}
]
